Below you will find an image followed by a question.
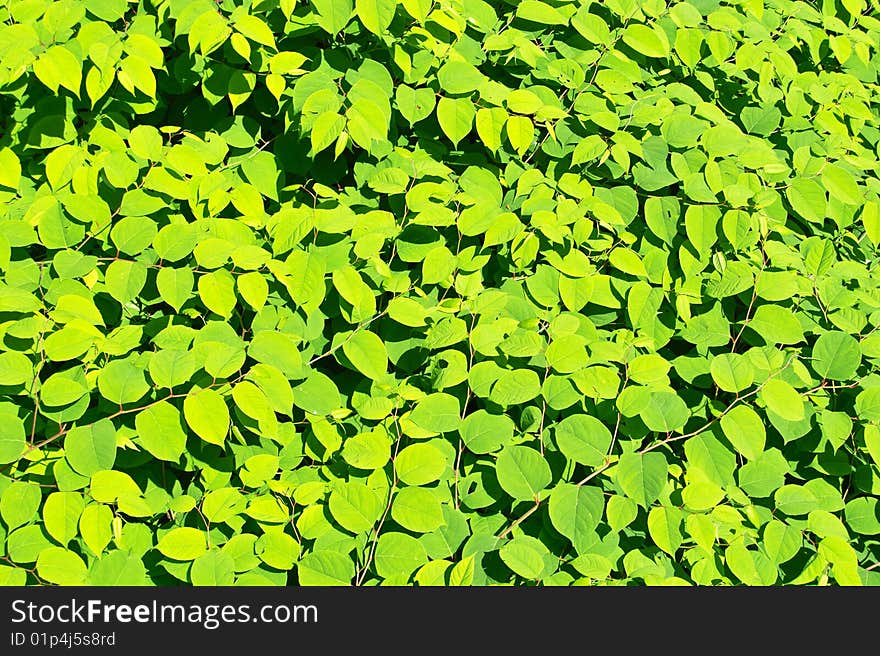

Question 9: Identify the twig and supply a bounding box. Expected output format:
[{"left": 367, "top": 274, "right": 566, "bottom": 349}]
[
  {"left": 495, "top": 500, "right": 541, "bottom": 542},
  {"left": 640, "top": 354, "right": 798, "bottom": 454},
  {"left": 355, "top": 412, "right": 404, "bottom": 585}
]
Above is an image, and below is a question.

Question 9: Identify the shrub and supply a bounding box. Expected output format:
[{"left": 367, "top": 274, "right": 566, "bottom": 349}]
[{"left": 1, "top": 0, "right": 879, "bottom": 586}]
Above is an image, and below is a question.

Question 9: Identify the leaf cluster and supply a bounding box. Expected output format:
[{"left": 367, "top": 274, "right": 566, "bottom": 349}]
[{"left": 1, "top": 0, "right": 880, "bottom": 586}]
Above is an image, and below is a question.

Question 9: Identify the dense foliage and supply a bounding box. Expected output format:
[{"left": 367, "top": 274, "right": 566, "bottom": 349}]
[{"left": 1, "top": 0, "right": 879, "bottom": 586}]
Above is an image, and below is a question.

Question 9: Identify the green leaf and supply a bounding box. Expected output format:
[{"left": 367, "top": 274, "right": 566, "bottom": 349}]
[
  {"left": 298, "top": 550, "right": 354, "bottom": 585},
  {"left": 234, "top": 14, "right": 275, "bottom": 47},
  {"left": 198, "top": 270, "right": 237, "bottom": 318},
  {"left": 341, "top": 430, "right": 390, "bottom": 469},
  {"left": 506, "top": 90, "right": 544, "bottom": 115},
  {"left": 256, "top": 530, "right": 300, "bottom": 571},
  {"left": 310, "top": 112, "right": 345, "bottom": 155},
  {"left": 499, "top": 536, "right": 548, "bottom": 580},
  {"left": 800, "top": 237, "right": 836, "bottom": 277},
  {"left": 111, "top": 216, "right": 157, "bottom": 255},
  {"left": 786, "top": 179, "right": 826, "bottom": 223},
  {"left": 747, "top": 305, "right": 804, "bottom": 345},
  {"left": 157, "top": 267, "right": 194, "bottom": 312},
  {"left": 41, "top": 370, "right": 87, "bottom": 406},
  {"left": 505, "top": 115, "right": 534, "bottom": 156},
  {"left": 622, "top": 24, "right": 670, "bottom": 58},
  {"left": 720, "top": 405, "right": 765, "bottom": 460},
  {"left": 241, "top": 151, "right": 279, "bottom": 201},
  {"left": 0, "top": 482, "right": 42, "bottom": 531},
  {"left": 328, "top": 482, "right": 382, "bottom": 534},
  {"left": 53, "top": 294, "right": 104, "bottom": 326},
  {"left": 641, "top": 390, "right": 690, "bottom": 433},
  {"left": 516, "top": 0, "right": 568, "bottom": 25},
  {"left": 615, "top": 452, "right": 667, "bottom": 508},
  {"left": 553, "top": 415, "right": 612, "bottom": 467},
  {"left": 202, "top": 488, "right": 247, "bottom": 524},
  {"left": 79, "top": 504, "right": 113, "bottom": 556},
  {"left": 134, "top": 401, "right": 188, "bottom": 462},
  {"left": 294, "top": 371, "right": 342, "bottom": 416},
  {"left": 740, "top": 104, "right": 781, "bottom": 136},
  {"left": 812, "top": 331, "right": 861, "bottom": 381},
  {"left": 475, "top": 107, "right": 507, "bottom": 152},
  {"left": 33, "top": 46, "right": 82, "bottom": 96},
  {"left": 710, "top": 353, "right": 754, "bottom": 393},
  {"left": 421, "top": 246, "right": 456, "bottom": 285},
  {"left": 647, "top": 506, "right": 684, "bottom": 555},
  {"left": 545, "top": 335, "right": 589, "bottom": 374},
  {"left": 355, "top": 0, "right": 397, "bottom": 34},
  {"left": 819, "top": 535, "right": 861, "bottom": 586},
  {"left": 91, "top": 551, "right": 151, "bottom": 585},
  {"left": 739, "top": 448, "right": 790, "bottom": 498},
  {"left": 845, "top": 498, "right": 880, "bottom": 535},
  {"left": 312, "top": 0, "right": 354, "bottom": 33},
  {"left": 396, "top": 85, "right": 435, "bottom": 125},
  {"left": 0, "top": 148, "right": 21, "bottom": 189},
  {"left": 760, "top": 379, "right": 804, "bottom": 422},
  {"left": 400, "top": 0, "right": 430, "bottom": 21},
  {"left": 7, "top": 525, "right": 53, "bottom": 564},
  {"left": 128, "top": 125, "right": 163, "bottom": 160},
  {"left": 489, "top": 369, "right": 541, "bottom": 406},
  {"left": 0, "top": 351, "right": 32, "bottom": 386},
  {"left": 684, "top": 432, "right": 736, "bottom": 489},
  {"left": 437, "top": 61, "right": 483, "bottom": 95},
  {"left": 98, "top": 359, "right": 149, "bottom": 405},
  {"left": 90, "top": 470, "right": 142, "bottom": 504},
  {"left": 495, "top": 446, "right": 551, "bottom": 501},
  {"left": 237, "top": 271, "right": 269, "bottom": 310},
  {"left": 448, "top": 555, "right": 474, "bottom": 586},
  {"left": 347, "top": 99, "right": 389, "bottom": 152},
  {"left": 395, "top": 443, "right": 447, "bottom": 486},
  {"left": 375, "top": 532, "right": 427, "bottom": 580},
  {"left": 232, "top": 381, "right": 277, "bottom": 433},
  {"left": 821, "top": 164, "right": 862, "bottom": 205},
  {"left": 0, "top": 412, "right": 25, "bottom": 465},
  {"left": 662, "top": 113, "right": 706, "bottom": 149},
  {"left": 437, "top": 97, "right": 475, "bottom": 147},
  {"left": 332, "top": 266, "right": 376, "bottom": 321},
  {"left": 36, "top": 547, "right": 88, "bottom": 584},
  {"left": 548, "top": 483, "right": 604, "bottom": 544},
  {"left": 183, "top": 389, "right": 230, "bottom": 446},
  {"left": 104, "top": 260, "right": 148, "bottom": 305},
  {"left": 342, "top": 330, "right": 388, "bottom": 380},
  {"left": 725, "top": 541, "right": 776, "bottom": 585},
  {"left": 42, "top": 491, "right": 85, "bottom": 546},
  {"left": 775, "top": 484, "right": 820, "bottom": 516},
  {"left": 856, "top": 387, "right": 880, "bottom": 423},
  {"left": 149, "top": 349, "right": 196, "bottom": 389},
  {"left": 64, "top": 420, "right": 116, "bottom": 476},
  {"left": 191, "top": 550, "right": 236, "bottom": 585},
  {"left": 0, "top": 566, "right": 26, "bottom": 586},
  {"left": 409, "top": 393, "right": 460, "bottom": 433},
  {"left": 459, "top": 410, "right": 515, "bottom": 454},
  {"left": 248, "top": 331, "right": 303, "bottom": 378},
  {"left": 762, "top": 520, "right": 802, "bottom": 565},
  {"left": 157, "top": 527, "right": 208, "bottom": 560},
  {"left": 391, "top": 487, "right": 445, "bottom": 533}
]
